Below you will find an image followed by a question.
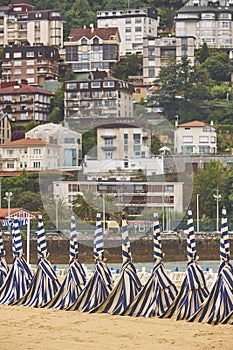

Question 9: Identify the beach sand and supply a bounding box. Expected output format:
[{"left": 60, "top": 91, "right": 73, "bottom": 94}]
[{"left": 0, "top": 304, "right": 232, "bottom": 350}]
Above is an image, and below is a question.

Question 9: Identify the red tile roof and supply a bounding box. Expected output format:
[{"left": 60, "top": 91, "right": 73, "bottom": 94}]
[
  {"left": 1, "top": 138, "right": 49, "bottom": 147},
  {"left": 178, "top": 121, "right": 207, "bottom": 127},
  {"left": 69, "top": 27, "right": 119, "bottom": 41},
  {"left": 0, "top": 84, "right": 54, "bottom": 95}
]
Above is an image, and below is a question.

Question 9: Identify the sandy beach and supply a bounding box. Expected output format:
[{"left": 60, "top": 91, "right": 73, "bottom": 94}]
[{"left": 0, "top": 304, "right": 232, "bottom": 350}]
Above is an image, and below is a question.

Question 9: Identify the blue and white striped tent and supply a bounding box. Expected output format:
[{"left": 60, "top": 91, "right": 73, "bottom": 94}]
[
  {"left": 123, "top": 213, "right": 178, "bottom": 317},
  {"left": 189, "top": 206, "right": 233, "bottom": 324},
  {"left": 14, "top": 214, "right": 61, "bottom": 307},
  {"left": 90, "top": 214, "right": 142, "bottom": 315},
  {"left": 0, "top": 230, "right": 8, "bottom": 287},
  {"left": 0, "top": 217, "right": 32, "bottom": 305},
  {"left": 46, "top": 213, "right": 86, "bottom": 309},
  {"left": 67, "top": 213, "right": 114, "bottom": 312},
  {"left": 161, "top": 208, "right": 209, "bottom": 320}
]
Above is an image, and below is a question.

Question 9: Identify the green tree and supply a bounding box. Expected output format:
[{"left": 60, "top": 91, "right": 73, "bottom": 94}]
[
  {"left": 199, "top": 42, "right": 210, "bottom": 64},
  {"left": 15, "top": 191, "right": 43, "bottom": 211},
  {"left": 202, "top": 53, "right": 233, "bottom": 82},
  {"left": 49, "top": 88, "right": 64, "bottom": 123}
]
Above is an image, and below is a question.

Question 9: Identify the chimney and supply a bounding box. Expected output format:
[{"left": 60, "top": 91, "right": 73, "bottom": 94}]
[{"left": 90, "top": 23, "right": 94, "bottom": 33}]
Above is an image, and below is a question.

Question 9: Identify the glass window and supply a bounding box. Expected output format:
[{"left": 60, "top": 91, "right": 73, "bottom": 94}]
[
  {"left": 13, "top": 52, "right": 22, "bottom": 58},
  {"left": 81, "top": 38, "right": 87, "bottom": 45},
  {"left": 103, "top": 81, "right": 115, "bottom": 88},
  {"left": 14, "top": 61, "right": 22, "bottom": 66},
  {"left": 199, "top": 136, "right": 209, "bottom": 143},
  {"left": 14, "top": 69, "right": 22, "bottom": 74},
  {"left": 26, "top": 68, "right": 34, "bottom": 74},
  {"left": 135, "top": 27, "right": 142, "bottom": 32},
  {"left": 26, "top": 51, "right": 35, "bottom": 57},
  {"left": 66, "top": 82, "right": 77, "bottom": 89},
  {"left": 91, "top": 81, "right": 101, "bottom": 88},
  {"left": 80, "top": 82, "right": 89, "bottom": 89},
  {"left": 182, "top": 136, "right": 193, "bottom": 143},
  {"left": 33, "top": 161, "right": 41, "bottom": 168},
  {"left": 33, "top": 149, "right": 41, "bottom": 154}
]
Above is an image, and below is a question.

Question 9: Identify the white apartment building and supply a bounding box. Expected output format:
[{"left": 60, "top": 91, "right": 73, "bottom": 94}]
[
  {"left": 53, "top": 179, "right": 184, "bottom": 216},
  {"left": 0, "top": 1, "right": 63, "bottom": 47},
  {"left": 0, "top": 138, "right": 59, "bottom": 171},
  {"left": 82, "top": 122, "right": 164, "bottom": 176},
  {"left": 175, "top": 0, "right": 233, "bottom": 49},
  {"left": 143, "top": 35, "right": 195, "bottom": 84},
  {"left": 25, "top": 123, "right": 82, "bottom": 169},
  {"left": 97, "top": 7, "right": 159, "bottom": 56},
  {"left": 174, "top": 120, "right": 217, "bottom": 155}
]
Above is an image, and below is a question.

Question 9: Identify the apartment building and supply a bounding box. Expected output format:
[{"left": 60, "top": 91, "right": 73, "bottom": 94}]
[
  {"left": 63, "top": 71, "right": 134, "bottom": 126},
  {"left": 2, "top": 45, "right": 60, "bottom": 85},
  {"left": 0, "top": 81, "right": 54, "bottom": 123},
  {"left": 26, "top": 123, "right": 82, "bottom": 169},
  {"left": 175, "top": 0, "right": 233, "bottom": 49},
  {"left": 97, "top": 7, "right": 159, "bottom": 56},
  {"left": 143, "top": 35, "right": 195, "bottom": 84},
  {"left": 52, "top": 178, "right": 184, "bottom": 217},
  {"left": 82, "top": 122, "right": 164, "bottom": 176},
  {"left": 0, "top": 138, "right": 59, "bottom": 171},
  {"left": 0, "top": 1, "right": 63, "bottom": 47},
  {"left": 64, "top": 26, "right": 120, "bottom": 77},
  {"left": 0, "top": 113, "right": 11, "bottom": 144},
  {"left": 174, "top": 120, "right": 217, "bottom": 155}
]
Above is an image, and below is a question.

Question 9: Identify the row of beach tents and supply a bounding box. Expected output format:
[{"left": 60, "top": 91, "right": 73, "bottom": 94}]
[{"left": 0, "top": 209, "right": 232, "bottom": 325}]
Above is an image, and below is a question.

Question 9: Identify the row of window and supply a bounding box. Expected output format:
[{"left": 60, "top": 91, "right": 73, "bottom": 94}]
[
  {"left": 7, "top": 161, "right": 41, "bottom": 169},
  {"left": 182, "top": 135, "right": 216, "bottom": 143}
]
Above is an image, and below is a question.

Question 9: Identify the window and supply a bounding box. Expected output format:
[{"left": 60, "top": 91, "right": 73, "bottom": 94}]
[
  {"left": 165, "top": 185, "right": 174, "bottom": 192},
  {"left": 26, "top": 60, "right": 34, "bottom": 66},
  {"left": 14, "top": 69, "right": 21, "bottom": 74},
  {"left": 148, "top": 68, "right": 155, "bottom": 78},
  {"left": 27, "top": 77, "right": 35, "bottom": 83},
  {"left": 103, "top": 81, "right": 115, "bottom": 88},
  {"left": 105, "top": 151, "right": 113, "bottom": 159},
  {"left": 7, "top": 163, "right": 14, "bottom": 169},
  {"left": 64, "top": 137, "right": 75, "bottom": 144},
  {"left": 135, "top": 18, "right": 142, "bottom": 23},
  {"left": 133, "top": 133, "right": 140, "bottom": 144},
  {"left": 93, "top": 37, "right": 99, "bottom": 45},
  {"left": 126, "top": 27, "right": 131, "bottom": 33},
  {"left": 211, "top": 136, "right": 216, "bottom": 143},
  {"left": 33, "top": 149, "right": 41, "bottom": 155},
  {"left": 182, "top": 136, "right": 193, "bottom": 143},
  {"left": 13, "top": 52, "right": 22, "bottom": 58},
  {"left": 33, "top": 161, "right": 41, "bottom": 168},
  {"left": 199, "top": 136, "right": 209, "bottom": 143},
  {"left": 105, "top": 139, "right": 113, "bottom": 146},
  {"left": 14, "top": 61, "right": 22, "bottom": 66},
  {"left": 26, "top": 68, "right": 34, "bottom": 74},
  {"left": 66, "top": 82, "right": 77, "bottom": 89},
  {"left": 91, "top": 81, "right": 101, "bottom": 88},
  {"left": 81, "top": 38, "right": 88, "bottom": 45},
  {"left": 5, "top": 53, "right": 10, "bottom": 59},
  {"left": 7, "top": 149, "right": 14, "bottom": 155},
  {"left": 26, "top": 51, "right": 35, "bottom": 57},
  {"left": 135, "top": 27, "right": 142, "bottom": 32},
  {"left": 80, "top": 82, "right": 89, "bottom": 89}
]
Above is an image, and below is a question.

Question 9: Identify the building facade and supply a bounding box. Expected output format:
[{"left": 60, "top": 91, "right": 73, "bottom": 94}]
[
  {"left": 0, "top": 81, "right": 54, "bottom": 123},
  {"left": 174, "top": 120, "right": 217, "bottom": 155},
  {"left": 0, "top": 138, "right": 59, "bottom": 171},
  {"left": 143, "top": 35, "right": 195, "bottom": 84},
  {"left": 25, "top": 123, "right": 82, "bottom": 169},
  {"left": 2, "top": 45, "right": 60, "bottom": 85},
  {"left": 175, "top": 0, "right": 233, "bottom": 49},
  {"left": 0, "top": 1, "right": 63, "bottom": 47},
  {"left": 64, "top": 26, "right": 120, "bottom": 77},
  {"left": 63, "top": 71, "right": 134, "bottom": 125},
  {"left": 97, "top": 6, "right": 159, "bottom": 56},
  {"left": 0, "top": 113, "right": 11, "bottom": 144}
]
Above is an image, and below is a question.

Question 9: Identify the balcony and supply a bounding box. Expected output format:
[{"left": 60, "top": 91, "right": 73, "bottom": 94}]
[{"left": 101, "top": 146, "right": 116, "bottom": 151}]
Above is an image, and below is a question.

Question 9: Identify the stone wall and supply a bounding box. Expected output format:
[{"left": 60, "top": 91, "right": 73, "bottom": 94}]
[{"left": 2, "top": 234, "right": 231, "bottom": 264}]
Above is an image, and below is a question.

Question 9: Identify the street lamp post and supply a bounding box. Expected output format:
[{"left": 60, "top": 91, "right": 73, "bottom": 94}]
[
  {"left": 55, "top": 195, "right": 59, "bottom": 232},
  {"left": 4, "top": 191, "right": 12, "bottom": 232},
  {"left": 196, "top": 193, "right": 200, "bottom": 233},
  {"left": 213, "top": 189, "right": 222, "bottom": 232}
]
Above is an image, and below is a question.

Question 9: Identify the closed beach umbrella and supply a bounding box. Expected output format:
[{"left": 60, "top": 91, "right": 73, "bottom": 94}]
[
  {"left": 123, "top": 213, "right": 178, "bottom": 317},
  {"left": 0, "top": 231, "right": 8, "bottom": 287},
  {"left": 46, "top": 213, "right": 86, "bottom": 309},
  {"left": 15, "top": 214, "right": 61, "bottom": 307},
  {"left": 67, "top": 213, "right": 114, "bottom": 312},
  {"left": 0, "top": 217, "right": 32, "bottom": 305},
  {"left": 161, "top": 208, "right": 209, "bottom": 320},
  {"left": 189, "top": 206, "right": 233, "bottom": 324},
  {"left": 90, "top": 214, "right": 142, "bottom": 315}
]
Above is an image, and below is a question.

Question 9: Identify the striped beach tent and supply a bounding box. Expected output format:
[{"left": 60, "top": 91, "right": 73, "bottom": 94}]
[
  {"left": 189, "top": 206, "right": 233, "bottom": 324},
  {"left": 46, "top": 213, "right": 86, "bottom": 309},
  {"left": 90, "top": 214, "right": 142, "bottom": 315},
  {"left": 161, "top": 208, "right": 209, "bottom": 320},
  {"left": 14, "top": 214, "right": 61, "bottom": 307},
  {"left": 67, "top": 213, "right": 114, "bottom": 312},
  {"left": 123, "top": 213, "right": 178, "bottom": 317},
  {"left": 0, "top": 217, "right": 32, "bottom": 305},
  {"left": 0, "top": 231, "right": 8, "bottom": 287}
]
